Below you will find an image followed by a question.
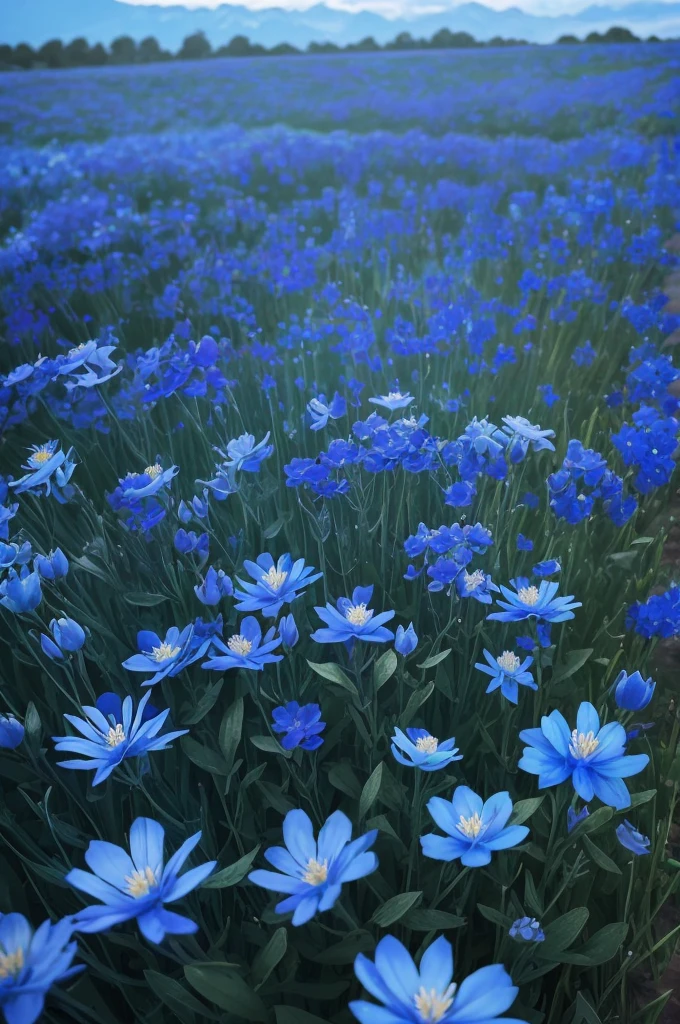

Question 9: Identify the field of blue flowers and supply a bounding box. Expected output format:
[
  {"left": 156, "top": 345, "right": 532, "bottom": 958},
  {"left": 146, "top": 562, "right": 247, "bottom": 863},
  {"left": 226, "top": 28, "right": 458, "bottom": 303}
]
[{"left": 1, "top": 39, "right": 680, "bottom": 1024}]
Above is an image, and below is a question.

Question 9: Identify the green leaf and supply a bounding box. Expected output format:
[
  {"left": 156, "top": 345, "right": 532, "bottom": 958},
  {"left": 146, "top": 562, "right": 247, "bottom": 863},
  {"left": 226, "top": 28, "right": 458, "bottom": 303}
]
[
  {"left": 560, "top": 922, "right": 629, "bottom": 966},
  {"left": 24, "top": 702, "right": 41, "bottom": 751},
  {"left": 145, "top": 970, "right": 215, "bottom": 1022},
  {"left": 313, "top": 931, "right": 375, "bottom": 965},
  {"left": 508, "top": 796, "right": 544, "bottom": 826},
  {"left": 541, "top": 907, "right": 589, "bottom": 953},
  {"left": 359, "top": 762, "right": 384, "bottom": 818},
  {"left": 417, "top": 649, "right": 451, "bottom": 670},
  {"left": 263, "top": 514, "right": 291, "bottom": 540},
  {"left": 571, "top": 993, "right": 603, "bottom": 1024},
  {"left": 184, "top": 964, "right": 267, "bottom": 1020},
  {"left": 202, "top": 846, "right": 260, "bottom": 889},
  {"left": 182, "top": 680, "right": 224, "bottom": 726},
  {"left": 402, "top": 909, "right": 466, "bottom": 931},
  {"left": 327, "top": 763, "right": 361, "bottom": 799},
  {"left": 219, "top": 697, "right": 243, "bottom": 774},
  {"left": 275, "top": 1009, "right": 329, "bottom": 1024},
  {"left": 373, "top": 649, "right": 397, "bottom": 692},
  {"left": 568, "top": 806, "right": 613, "bottom": 840},
  {"left": 371, "top": 891, "right": 422, "bottom": 927},
  {"left": 551, "top": 648, "right": 593, "bottom": 683},
  {"left": 123, "top": 591, "right": 169, "bottom": 606},
  {"left": 252, "top": 927, "right": 287, "bottom": 988},
  {"left": 628, "top": 789, "right": 656, "bottom": 809},
  {"left": 583, "top": 835, "right": 622, "bottom": 876},
  {"left": 477, "top": 904, "right": 512, "bottom": 928},
  {"left": 250, "top": 735, "right": 290, "bottom": 757},
  {"left": 180, "top": 736, "right": 229, "bottom": 777},
  {"left": 399, "top": 681, "right": 435, "bottom": 728},
  {"left": 307, "top": 660, "right": 359, "bottom": 697}
]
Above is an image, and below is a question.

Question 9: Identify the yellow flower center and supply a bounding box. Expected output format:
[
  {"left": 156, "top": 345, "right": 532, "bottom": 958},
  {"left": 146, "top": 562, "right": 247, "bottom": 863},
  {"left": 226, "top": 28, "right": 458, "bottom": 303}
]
[
  {"left": 144, "top": 463, "right": 163, "bottom": 480},
  {"left": 569, "top": 729, "right": 599, "bottom": 760},
  {"left": 415, "top": 735, "right": 439, "bottom": 754},
  {"left": 125, "top": 866, "right": 158, "bottom": 898},
  {"left": 414, "top": 983, "right": 457, "bottom": 1022},
  {"left": 464, "top": 569, "right": 485, "bottom": 591},
  {"left": 261, "top": 567, "right": 288, "bottom": 590},
  {"left": 456, "top": 812, "right": 484, "bottom": 839},
  {"left": 387, "top": 391, "right": 404, "bottom": 400},
  {"left": 227, "top": 634, "right": 253, "bottom": 655},
  {"left": 31, "top": 447, "right": 53, "bottom": 465},
  {"left": 0, "top": 948, "right": 24, "bottom": 979},
  {"left": 302, "top": 858, "right": 328, "bottom": 886},
  {"left": 68, "top": 342, "right": 88, "bottom": 355},
  {"left": 150, "top": 642, "right": 181, "bottom": 663},
  {"left": 106, "top": 724, "right": 126, "bottom": 748},
  {"left": 517, "top": 585, "right": 540, "bottom": 606},
  {"left": 497, "top": 651, "right": 521, "bottom": 673},
  {"left": 345, "top": 603, "right": 371, "bottom": 625}
]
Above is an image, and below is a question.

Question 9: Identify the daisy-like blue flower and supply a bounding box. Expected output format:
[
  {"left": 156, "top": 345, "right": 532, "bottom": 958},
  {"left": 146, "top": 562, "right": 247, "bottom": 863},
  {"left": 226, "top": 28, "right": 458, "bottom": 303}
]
[
  {"left": 58, "top": 339, "right": 121, "bottom": 391},
  {"left": 118, "top": 462, "right": 178, "bottom": 501},
  {"left": 0, "top": 568, "right": 42, "bottom": 614},
  {"left": 122, "top": 625, "right": 207, "bottom": 687},
  {"left": 421, "top": 786, "right": 529, "bottom": 867},
  {"left": 475, "top": 649, "right": 536, "bottom": 704},
  {"left": 218, "top": 432, "right": 273, "bottom": 473},
  {"left": 66, "top": 817, "right": 216, "bottom": 944},
  {"left": 248, "top": 809, "right": 378, "bottom": 926},
  {"left": 8, "top": 441, "right": 77, "bottom": 503},
  {"left": 616, "top": 820, "right": 650, "bottom": 855},
  {"left": 454, "top": 568, "right": 500, "bottom": 604},
  {"left": 311, "top": 585, "right": 395, "bottom": 645},
  {"left": 271, "top": 702, "right": 325, "bottom": 751},
  {"left": 349, "top": 934, "right": 524, "bottom": 1024},
  {"left": 518, "top": 701, "right": 649, "bottom": 809},
  {"left": 234, "top": 553, "right": 322, "bottom": 618},
  {"left": 487, "top": 577, "right": 581, "bottom": 624},
  {"left": 0, "top": 715, "right": 24, "bottom": 750},
  {"left": 53, "top": 691, "right": 187, "bottom": 786},
  {"left": 391, "top": 728, "right": 462, "bottom": 772},
  {"left": 509, "top": 917, "right": 545, "bottom": 943},
  {"left": 368, "top": 389, "right": 415, "bottom": 411},
  {"left": 202, "top": 616, "right": 282, "bottom": 671},
  {"left": 0, "top": 913, "right": 83, "bottom": 1024},
  {"left": 307, "top": 392, "right": 346, "bottom": 431}
]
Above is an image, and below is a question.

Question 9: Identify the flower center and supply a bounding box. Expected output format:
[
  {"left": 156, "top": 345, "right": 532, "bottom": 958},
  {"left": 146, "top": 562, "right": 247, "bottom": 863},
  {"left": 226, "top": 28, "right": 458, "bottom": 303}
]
[
  {"left": 387, "top": 391, "right": 404, "bottom": 400},
  {"left": 517, "top": 585, "right": 540, "bottom": 606},
  {"left": 31, "top": 447, "right": 52, "bottom": 465},
  {"left": 227, "top": 634, "right": 253, "bottom": 655},
  {"left": 414, "top": 983, "right": 457, "bottom": 1022},
  {"left": 261, "top": 567, "right": 288, "bottom": 590},
  {"left": 302, "top": 858, "right": 328, "bottom": 885},
  {"left": 416, "top": 735, "right": 439, "bottom": 754},
  {"left": 456, "top": 812, "right": 484, "bottom": 839},
  {"left": 125, "top": 866, "right": 158, "bottom": 898},
  {"left": 150, "top": 642, "right": 181, "bottom": 662},
  {"left": 497, "top": 651, "right": 521, "bottom": 673},
  {"left": 106, "top": 724, "right": 126, "bottom": 748},
  {"left": 68, "top": 342, "right": 88, "bottom": 355},
  {"left": 0, "top": 948, "right": 24, "bottom": 979},
  {"left": 144, "top": 463, "right": 163, "bottom": 480},
  {"left": 464, "top": 569, "right": 485, "bottom": 591},
  {"left": 569, "top": 729, "right": 599, "bottom": 759},
  {"left": 346, "top": 602, "right": 371, "bottom": 626}
]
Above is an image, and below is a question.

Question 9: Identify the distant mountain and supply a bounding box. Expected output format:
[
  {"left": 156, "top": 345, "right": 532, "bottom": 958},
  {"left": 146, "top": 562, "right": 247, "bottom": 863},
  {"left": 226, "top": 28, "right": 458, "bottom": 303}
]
[{"left": 4, "top": 0, "right": 680, "bottom": 48}]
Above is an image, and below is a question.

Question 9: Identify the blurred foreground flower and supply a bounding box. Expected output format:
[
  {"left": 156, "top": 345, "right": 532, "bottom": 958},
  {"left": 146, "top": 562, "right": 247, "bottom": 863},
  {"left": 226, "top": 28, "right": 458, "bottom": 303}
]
[
  {"left": 0, "top": 715, "right": 24, "bottom": 750},
  {"left": 0, "top": 913, "right": 83, "bottom": 1024}
]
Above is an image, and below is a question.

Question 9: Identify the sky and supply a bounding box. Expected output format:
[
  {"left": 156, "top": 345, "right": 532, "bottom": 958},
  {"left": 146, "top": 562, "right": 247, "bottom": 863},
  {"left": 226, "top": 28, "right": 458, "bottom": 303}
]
[{"left": 122, "top": 0, "right": 651, "bottom": 15}]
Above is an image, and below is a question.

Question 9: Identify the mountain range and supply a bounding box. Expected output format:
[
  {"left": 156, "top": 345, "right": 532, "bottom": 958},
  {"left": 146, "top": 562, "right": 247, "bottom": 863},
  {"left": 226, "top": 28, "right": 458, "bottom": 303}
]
[{"left": 5, "top": 0, "right": 680, "bottom": 48}]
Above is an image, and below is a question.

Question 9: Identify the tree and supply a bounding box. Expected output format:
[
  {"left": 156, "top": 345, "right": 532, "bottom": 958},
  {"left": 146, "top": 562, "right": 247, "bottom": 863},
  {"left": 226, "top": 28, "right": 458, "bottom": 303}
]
[
  {"left": 602, "top": 26, "right": 639, "bottom": 42},
  {"left": 387, "top": 32, "right": 417, "bottom": 50},
  {"left": 110, "top": 35, "right": 138, "bottom": 64},
  {"left": 38, "top": 39, "right": 65, "bottom": 67},
  {"left": 64, "top": 37, "right": 92, "bottom": 66},
  {"left": 138, "top": 36, "right": 164, "bottom": 63},
  {"left": 13, "top": 43, "right": 36, "bottom": 68},
  {"left": 89, "top": 43, "right": 108, "bottom": 66},
  {"left": 557, "top": 34, "right": 580, "bottom": 44},
  {"left": 178, "top": 31, "right": 212, "bottom": 60},
  {"left": 268, "top": 42, "right": 301, "bottom": 55},
  {"left": 307, "top": 41, "right": 340, "bottom": 53},
  {"left": 430, "top": 29, "right": 477, "bottom": 48},
  {"left": 347, "top": 36, "right": 379, "bottom": 51}
]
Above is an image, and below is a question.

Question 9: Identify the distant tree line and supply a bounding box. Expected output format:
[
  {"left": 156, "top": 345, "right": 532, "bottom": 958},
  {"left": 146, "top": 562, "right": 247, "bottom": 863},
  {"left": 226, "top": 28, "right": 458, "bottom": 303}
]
[{"left": 0, "top": 24, "right": 663, "bottom": 70}]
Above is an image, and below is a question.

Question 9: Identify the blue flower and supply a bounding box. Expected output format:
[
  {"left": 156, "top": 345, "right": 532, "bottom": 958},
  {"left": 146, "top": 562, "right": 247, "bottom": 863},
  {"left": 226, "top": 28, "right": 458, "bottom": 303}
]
[
  {"left": 0, "top": 913, "right": 83, "bottom": 1024},
  {"left": 248, "top": 809, "right": 377, "bottom": 926},
  {"left": 53, "top": 691, "right": 187, "bottom": 786},
  {"left": 475, "top": 649, "right": 536, "bottom": 704},
  {"left": 533, "top": 559, "right": 561, "bottom": 577},
  {"left": 350, "top": 934, "right": 522, "bottom": 1024},
  {"left": 8, "top": 441, "right": 77, "bottom": 503},
  {"left": 487, "top": 577, "right": 581, "bottom": 624},
  {"left": 119, "top": 462, "right": 178, "bottom": 501},
  {"left": 218, "top": 432, "right": 273, "bottom": 473},
  {"left": 122, "top": 625, "right": 204, "bottom": 687},
  {"left": 0, "top": 568, "right": 42, "bottom": 614},
  {"left": 0, "top": 715, "right": 24, "bottom": 750},
  {"left": 567, "top": 805, "right": 589, "bottom": 832},
  {"left": 394, "top": 622, "right": 418, "bottom": 656},
  {"left": 538, "top": 384, "right": 560, "bottom": 408},
  {"left": 368, "top": 389, "right": 414, "bottom": 411},
  {"left": 616, "top": 820, "right": 650, "bottom": 856},
  {"left": 194, "top": 566, "right": 233, "bottom": 605},
  {"left": 453, "top": 568, "right": 499, "bottom": 604},
  {"left": 279, "top": 613, "right": 299, "bottom": 647},
  {"left": 234, "top": 553, "right": 322, "bottom": 618},
  {"left": 518, "top": 701, "right": 649, "bottom": 809},
  {"left": 271, "top": 702, "right": 325, "bottom": 751},
  {"left": 501, "top": 415, "right": 555, "bottom": 461},
  {"left": 443, "top": 481, "right": 476, "bottom": 508},
  {"left": 33, "top": 548, "right": 69, "bottom": 580},
  {"left": 391, "top": 728, "right": 462, "bottom": 772},
  {"left": 509, "top": 917, "right": 545, "bottom": 942},
  {"left": 516, "top": 534, "right": 534, "bottom": 551},
  {"left": 307, "top": 392, "right": 346, "bottom": 431},
  {"left": 421, "top": 786, "right": 529, "bottom": 867},
  {"left": 627, "top": 586, "right": 680, "bottom": 639},
  {"left": 0, "top": 542, "right": 32, "bottom": 571},
  {"left": 311, "top": 585, "right": 395, "bottom": 645},
  {"left": 202, "top": 616, "right": 282, "bottom": 671},
  {"left": 614, "top": 670, "right": 655, "bottom": 711},
  {"left": 174, "top": 529, "right": 209, "bottom": 559},
  {"left": 573, "top": 341, "right": 597, "bottom": 367},
  {"left": 50, "top": 616, "right": 86, "bottom": 652},
  {"left": 66, "top": 817, "right": 216, "bottom": 943}
]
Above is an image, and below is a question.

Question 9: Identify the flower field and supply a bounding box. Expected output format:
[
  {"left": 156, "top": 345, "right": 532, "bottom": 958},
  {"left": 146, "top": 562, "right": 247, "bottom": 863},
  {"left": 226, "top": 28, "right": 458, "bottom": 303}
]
[{"left": 1, "top": 39, "right": 680, "bottom": 1024}]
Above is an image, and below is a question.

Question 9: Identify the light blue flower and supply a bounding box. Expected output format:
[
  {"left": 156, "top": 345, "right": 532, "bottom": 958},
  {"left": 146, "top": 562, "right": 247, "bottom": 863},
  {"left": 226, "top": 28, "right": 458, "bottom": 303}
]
[
  {"left": 66, "top": 817, "right": 216, "bottom": 944},
  {"left": 122, "top": 625, "right": 205, "bottom": 687},
  {"left": 509, "top": 916, "right": 545, "bottom": 942},
  {"left": 453, "top": 568, "right": 500, "bottom": 604},
  {"left": 218, "top": 432, "right": 273, "bottom": 473},
  {"left": 53, "top": 691, "right": 187, "bottom": 786},
  {"left": 421, "top": 786, "right": 529, "bottom": 867},
  {"left": 50, "top": 617, "right": 86, "bottom": 652},
  {"left": 487, "top": 577, "right": 581, "bottom": 624},
  {"left": 350, "top": 934, "right": 524, "bottom": 1024},
  {"left": 613, "top": 670, "right": 655, "bottom": 711},
  {"left": 616, "top": 820, "right": 650, "bottom": 855},
  {"left": 58, "top": 340, "right": 121, "bottom": 391},
  {"left": 0, "top": 568, "right": 42, "bottom": 614},
  {"left": 202, "top": 616, "right": 282, "bottom": 671},
  {"left": 8, "top": 441, "right": 77, "bottom": 503},
  {"left": 368, "top": 390, "right": 414, "bottom": 411},
  {"left": 518, "top": 701, "right": 649, "bottom": 809},
  {"left": 501, "top": 415, "right": 555, "bottom": 461},
  {"left": 0, "top": 715, "right": 24, "bottom": 750},
  {"left": 234, "top": 552, "right": 322, "bottom": 618},
  {"left": 279, "top": 613, "right": 299, "bottom": 647},
  {"left": 249, "top": 809, "right": 378, "bottom": 926},
  {"left": 474, "top": 649, "right": 536, "bottom": 704},
  {"left": 391, "top": 728, "right": 462, "bottom": 772},
  {"left": 0, "top": 913, "right": 83, "bottom": 1024},
  {"left": 194, "top": 566, "right": 233, "bottom": 606},
  {"left": 0, "top": 542, "right": 32, "bottom": 570},
  {"left": 33, "top": 548, "right": 69, "bottom": 580},
  {"left": 119, "top": 462, "right": 178, "bottom": 500},
  {"left": 394, "top": 622, "right": 418, "bottom": 656},
  {"left": 311, "top": 585, "right": 395, "bottom": 645},
  {"left": 307, "top": 392, "right": 346, "bottom": 431}
]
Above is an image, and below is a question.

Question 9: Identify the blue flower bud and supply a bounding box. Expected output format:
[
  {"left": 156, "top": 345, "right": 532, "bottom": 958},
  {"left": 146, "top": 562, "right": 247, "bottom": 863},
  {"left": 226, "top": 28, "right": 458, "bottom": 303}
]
[
  {"left": 34, "top": 548, "right": 69, "bottom": 580},
  {"left": 616, "top": 820, "right": 650, "bottom": 856},
  {"left": 194, "top": 566, "right": 233, "bottom": 605},
  {"left": 394, "top": 622, "right": 418, "bottom": 656},
  {"left": 279, "top": 613, "right": 299, "bottom": 647},
  {"left": 51, "top": 616, "right": 86, "bottom": 652},
  {"left": 177, "top": 500, "right": 193, "bottom": 524},
  {"left": 0, "top": 568, "right": 42, "bottom": 614},
  {"left": 614, "top": 670, "right": 655, "bottom": 711},
  {"left": 0, "top": 714, "right": 25, "bottom": 749},
  {"left": 567, "top": 805, "right": 589, "bottom": 832},
  {"left": 41, "top": 634, "right": 64, "bottom": 660}
]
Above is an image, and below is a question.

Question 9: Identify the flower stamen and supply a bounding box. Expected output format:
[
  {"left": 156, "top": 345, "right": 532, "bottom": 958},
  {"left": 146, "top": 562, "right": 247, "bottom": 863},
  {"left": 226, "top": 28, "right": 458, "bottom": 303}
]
[
  {"left": 227, "top": 634, "right": 253, "bottom": 655},
  {"left": 106, "top": 724, "right": 126, "bottom": 748},
  {"left": 345, "top": 603, "right": 371, "bottom": 626},
  {"left": 517, "top": 585, "right": 540, "bottom": 606},
  {"left": 569, "top": 729, "right": 599, "bottom": 759},
  {"left": 261, "top": 567, "right": 288, "bottom": 590},
  {"left": 456, "top": 812, "right": 484, "bottom": 839},
  {"left": 0, "top": 948, "right": 24, "bottom": 979},
  {"left": 150, "top": 642, "right": 181, "bottom": 663},
  {"left": 144, "top": 463, "right": 163, "bottom": 480},
  {"left": 302, "top": 858, "right": 328, "bottom": 886},
  {"left": 415, "top": 735, "right": 439, "bottom": 754},
  {"left": 124, "top": 866, "right": 157, "bottom": 898},
  {"left": 414, "top": 983, "right": 457, "bottom": 1022},
  {"left": 497, "top": 651, "right": 521, "bottom": 673}
]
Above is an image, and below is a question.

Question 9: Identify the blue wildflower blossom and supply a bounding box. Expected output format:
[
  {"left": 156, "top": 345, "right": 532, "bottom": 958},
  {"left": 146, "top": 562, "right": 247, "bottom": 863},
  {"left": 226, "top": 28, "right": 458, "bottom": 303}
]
[
  {"left": 391, "top": 728, "right": 462, "bottom": 772},
  {"left": 443, "top": 481, "right": 477, "bottom": 508},
  {"left": 501, "top": 415, "right": 555, "bottom": 461},
  {"left": 279, "top": 613, "right": 299, "bottom": 647},
  {"left": 516, "top": 534, "right": 534, "bottom": 551},
  {"left": 122, "top": 625, "right": 205, "bottom": 687},
  {"left": 8, "top": 441, "right": 77, "bottom": 503},
  {"left": 475, "top": 649, "right": 536, "bottom": 704},
  {"left": 453, "top": 568, "right": 500, "bottom": 604},
  {"left": 118, "top": 462, "right": 178, "bottom": 501},
  {"left": 533, "top": 559, "right": 561, "bottom": 577},
  {"left": 234, "top": 553, "right": 322, "bottom": 618},
  {"left": 219, "top": 432, "right": 274, "bottom": 473},
  {"left": 509, "top": 917, "right": 545, "bottom": 942},
  {"left": 0, "top": 715, "right": 24, "bottom": 750},
  {"left": 194, "top": 566, "right": 233, "bottom": 605},
  {"left": 202, "top": 616, "right": 282, "bottom": 671},
  {"left": 66, "top": 817, "right": 216, "bottom": 943},
  {"left": 51, "top": 616, "right": 86, "bottom": 652},
  {"left": 248, "top": 809, "right": 378, "bottom": 926},
  {"left": 311, "top": 585, "right": 395, "bottom": 645},
  {"left": 518, "top": 701, "right": 649, "bottom": 809},
  {"left": 271, "top": 702, "right": 325, "bottom": 751},
  {"left": 395, "top": 622, "right": 418, "bottom": 655},
  {"left": 0, "top": 542, "right": 32, "bottom": 570},
  {"left": 421, "top": 786, "right": 529, "bottom": 867},
  {"left": 58, "top": 339, "right": 121, "bottom": 391},
  {"left": 174, "top": 529, "right": 209, "bottom": 559},
  {"left": 487, "top": 577, "right": 581, "bottom": 624},
  {"left": 0, "top": 913, "right": 83, "bottom": 1024},
  {"left": 613, "top": 670, "right": 655, "bottom": 711},
  {"left": 307, "top": 392, "right": 346, "bottom": 431},
  {"left": 350, "top": 934, "right": 523, "bottom": 1024},
  {"left": 34, "top": 548, "right": 69, "bottom": 580},
  {"left": 567, "top": 805, "right": 589, "bottom": 832},
  {"left": 0, "top": 568, "right": 42, "bottom": 614},
  {"left": 53, "top": 691, "right": 187, "bottom": 786},
  {"left": 0, "top": 503, "right": 18, "bottom": 541},
  {"left": 627, "top": 586, "right": 680, "bottom": 639},
  {"left": 538, "top": 384, "right": 560, "bottom": 408},
  {"left": 573, "top": 341, "right": 597, "bottom": 367},
  {"left": 616, "top": 820, "right": 650, "bottom": 856},
  {"left": 368, "top": 389, "right": 414, "bottom": 411},
  {"left": 108, "top": 462, "right": 178, "bottom": 534}
]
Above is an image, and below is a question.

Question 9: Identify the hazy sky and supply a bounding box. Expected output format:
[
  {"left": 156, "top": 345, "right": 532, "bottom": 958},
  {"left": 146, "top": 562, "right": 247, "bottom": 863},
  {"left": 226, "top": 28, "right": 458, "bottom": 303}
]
[{"left": 123, "top": 0, "right": 648, "bottom": 15}]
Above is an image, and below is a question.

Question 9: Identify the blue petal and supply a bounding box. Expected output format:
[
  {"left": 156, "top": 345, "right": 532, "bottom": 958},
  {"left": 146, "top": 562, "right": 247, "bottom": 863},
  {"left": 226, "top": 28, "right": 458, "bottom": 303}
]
[
  {"left": 283, "top": 809, "right": 316, "bottom": 866},
  {"left": 130, "top": 817, "right": 165, "bottom": 874}
]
